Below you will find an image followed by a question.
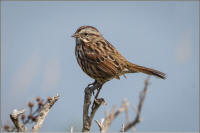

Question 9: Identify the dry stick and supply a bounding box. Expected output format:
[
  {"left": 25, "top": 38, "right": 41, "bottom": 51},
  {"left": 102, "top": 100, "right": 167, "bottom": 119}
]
[
  {"left": 95, "top": 77, "right": 150, "bottom": 132},
  {"left": 32, "top": 94, "right": 60, "bottom": 132},
  {"left": 121, "top": 124, "right": 125, "bottom": 132},
  {"left": 123, "top": 99, "right": 130, "bottom": 124},
  {"left": 122, "top": 77, "right": 149, "bottom": 132},
  {"left": 82, "top": 84, "right": 106, "bottom": 132},
  {"left": 10, "top": 109, "right": 27, "bottom": 132},
  {"left": 95, "top": 100, "right": 128, "bottom": 132}
]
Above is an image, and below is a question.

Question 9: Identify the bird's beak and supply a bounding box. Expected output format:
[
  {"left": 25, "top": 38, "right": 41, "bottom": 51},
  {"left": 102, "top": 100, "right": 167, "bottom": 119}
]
[{"left": 71, "top": 33, "right": 79, "bottom": 38}]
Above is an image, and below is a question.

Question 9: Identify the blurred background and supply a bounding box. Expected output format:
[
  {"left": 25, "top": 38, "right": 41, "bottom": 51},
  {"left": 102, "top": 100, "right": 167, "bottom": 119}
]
[{"left": 1, "top": 1, "right": 199, "bottom": 132}]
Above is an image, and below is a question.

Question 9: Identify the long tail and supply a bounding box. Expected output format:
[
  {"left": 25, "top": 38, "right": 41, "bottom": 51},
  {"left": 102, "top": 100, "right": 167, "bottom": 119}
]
[{"left": 127, "top": 62, "right": 166, "bottom": 79}]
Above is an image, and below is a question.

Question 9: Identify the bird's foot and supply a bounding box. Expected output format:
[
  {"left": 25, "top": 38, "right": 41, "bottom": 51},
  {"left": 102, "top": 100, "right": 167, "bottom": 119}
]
[
  {"left": 86, "top": 81, "right": 103, "bottom": 97},
  {"left": 87, "top": 80, "right": 97, "bottom": 88},
  {"left": 85, "top": 80, "right": 98, "bottom": 95}
]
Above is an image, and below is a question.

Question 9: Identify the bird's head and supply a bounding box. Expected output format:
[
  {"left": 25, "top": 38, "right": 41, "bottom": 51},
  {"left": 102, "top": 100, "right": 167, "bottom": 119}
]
[{"left": 72, "top": 26, "right": 102, "bottom": 43}]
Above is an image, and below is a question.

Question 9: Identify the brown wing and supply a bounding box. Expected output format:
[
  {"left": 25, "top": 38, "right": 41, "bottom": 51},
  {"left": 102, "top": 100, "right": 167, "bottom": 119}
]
[{"left": 82, "top": 39, "right": 124, "bottom": 79}]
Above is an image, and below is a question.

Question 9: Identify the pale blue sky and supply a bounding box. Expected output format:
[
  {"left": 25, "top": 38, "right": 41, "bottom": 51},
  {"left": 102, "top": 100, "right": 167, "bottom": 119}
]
[{"left": 1, "top": 1, "right": 199, "bottom": 132}]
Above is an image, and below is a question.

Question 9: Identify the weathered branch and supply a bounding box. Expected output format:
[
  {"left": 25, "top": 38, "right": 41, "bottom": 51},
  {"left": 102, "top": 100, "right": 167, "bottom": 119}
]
[
  {"left": 95, "top": 77, "right": 150, "bottom": 132},
  {"left": 122, "top": 77, "right": 149, "bottom": 132},
  {"left": 32, "top": 94, "right": 60, "bottom": 132},
  {"left": 82, "top": 82, "right": 106, "bottom": 132},
  {"left": 10, "top": 109, "right": 27, "bottom": 132},
  {"left": 95, "top": 99, "right": 129, "bottom": 132}
]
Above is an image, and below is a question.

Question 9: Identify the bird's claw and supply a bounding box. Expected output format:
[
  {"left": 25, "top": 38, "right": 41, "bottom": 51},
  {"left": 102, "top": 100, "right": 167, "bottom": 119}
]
[
  {"left": 87, "top": 80, "right": 97, "bottom": 88},
  {"left": 87, "top": 83, "right": 93, "bottom": 88}
]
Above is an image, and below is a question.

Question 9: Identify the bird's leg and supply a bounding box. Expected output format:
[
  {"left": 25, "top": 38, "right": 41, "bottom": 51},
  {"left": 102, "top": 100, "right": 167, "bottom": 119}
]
[
  {"left": 91, "top": 83, "right": 105, "bottom": 111},
  {"left": 92, "top": 81, "right": 103, "bottom": 96},
  {"left": 86, "top": 80, "right": 99, "bottom": 95},
  {"left": 95, "top": 84, "right": 103, "bottom": 99},
  {"left": 87, "top": 80, "right": 97, "bottom": 88},
  {"left": 86, "top": 80, "right": 103, "bottom": 98}
]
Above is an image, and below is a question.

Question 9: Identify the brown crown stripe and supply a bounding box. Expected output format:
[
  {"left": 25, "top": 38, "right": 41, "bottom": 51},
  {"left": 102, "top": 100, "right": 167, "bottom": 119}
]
[{"left": 76, "top": 26, "right": 99, "bottom": 33}]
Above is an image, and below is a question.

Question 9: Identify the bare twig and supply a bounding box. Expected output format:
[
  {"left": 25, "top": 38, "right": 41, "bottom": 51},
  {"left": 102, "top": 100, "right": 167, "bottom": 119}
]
[
  {"left": 70, "top": 126, "right": 73, "bottom": 133},
  {"left": 123, "top": 99, "right": 129, "bottom": 124},
  {"left": 122, "top": 77, "right": 149, "bottom": 132},
  {"left": 95, "top": 77, "right": 150, "bottom": 132},
  {"left": 95, "top": 100, "right": 129, "bottom": 132},
  {"left": 32, "top": 94, "right": 60, "bottom": 132},
  {"left": 82, "top": 82, "right": 106, "bottom": 132},
  {"left": 10, "top": 109, "right": 27, "bottom": 132},
  {"left": 121, "top": 123, "right": 125, "bottom": 132}
]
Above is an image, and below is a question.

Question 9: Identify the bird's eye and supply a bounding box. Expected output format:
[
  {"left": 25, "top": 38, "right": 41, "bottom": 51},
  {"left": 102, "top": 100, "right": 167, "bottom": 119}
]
[{"left": 84, "top": 33, "right": 88, "bottom": 36}]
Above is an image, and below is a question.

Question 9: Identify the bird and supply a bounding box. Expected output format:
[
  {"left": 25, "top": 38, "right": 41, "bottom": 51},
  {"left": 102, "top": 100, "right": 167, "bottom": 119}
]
[{"left": 72, "top": 26, "right": 166, "bottom": 91}]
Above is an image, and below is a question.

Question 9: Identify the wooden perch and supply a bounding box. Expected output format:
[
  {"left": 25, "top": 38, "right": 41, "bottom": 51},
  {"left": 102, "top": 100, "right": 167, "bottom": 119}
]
[{"left": 82, "top": 82, "right": 106, "bottom": 132}]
